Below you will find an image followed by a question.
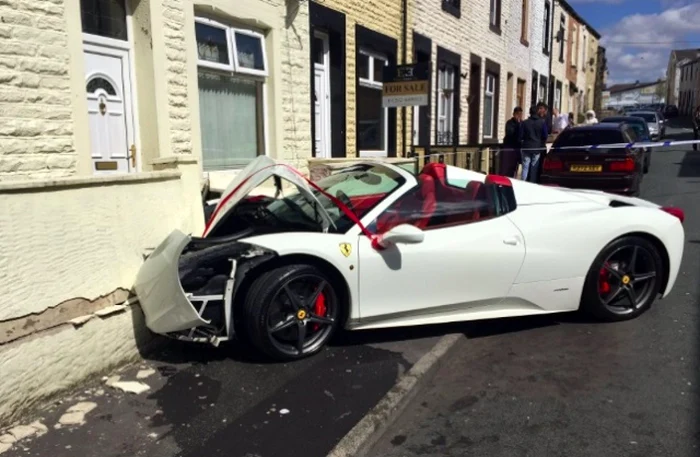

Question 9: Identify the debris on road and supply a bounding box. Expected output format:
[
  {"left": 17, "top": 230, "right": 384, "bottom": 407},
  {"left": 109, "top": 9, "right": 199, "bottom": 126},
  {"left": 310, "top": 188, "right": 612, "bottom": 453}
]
[
  {"left": 58, "top": 402, "right": 97, "bottom": 427},
  {"left": 136, "top": 368, "right": 156, "bottom": 379},
  {"left": 109, "top": 381, "right": 150, "bottom": 394},
  {"left": 279, "top": 409, "right": 290, "bottom": 415}
]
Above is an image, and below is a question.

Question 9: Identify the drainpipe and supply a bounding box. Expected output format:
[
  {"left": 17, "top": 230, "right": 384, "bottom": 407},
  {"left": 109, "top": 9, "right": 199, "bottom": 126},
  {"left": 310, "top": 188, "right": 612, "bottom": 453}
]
[{"left": 401, "top": 0, "right": 407, "bottom": 156}]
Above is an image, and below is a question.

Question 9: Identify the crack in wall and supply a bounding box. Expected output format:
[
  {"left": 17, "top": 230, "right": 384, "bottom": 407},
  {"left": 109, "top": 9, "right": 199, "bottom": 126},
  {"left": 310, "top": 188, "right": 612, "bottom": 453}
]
[{"left": 0, "top": 288, "right": 133, "bottom": 345}]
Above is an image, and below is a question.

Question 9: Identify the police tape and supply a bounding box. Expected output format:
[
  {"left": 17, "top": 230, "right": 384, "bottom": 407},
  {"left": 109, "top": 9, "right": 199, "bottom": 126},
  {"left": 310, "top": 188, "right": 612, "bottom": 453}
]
[{"left": 498, "top": 138, "right": 700, "bottom": 153}]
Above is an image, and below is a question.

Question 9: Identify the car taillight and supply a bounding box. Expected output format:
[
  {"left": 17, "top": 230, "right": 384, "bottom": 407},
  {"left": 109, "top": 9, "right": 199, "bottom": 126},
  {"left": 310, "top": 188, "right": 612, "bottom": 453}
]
[
  {"left": 609, "top": 157, "right": 635, "bottom": 172},
  {"left": 661, "top": 206, "right": 684, "bottom": 223},
  {"left": 543, "top": 157, "right": 563, "bottom": 171}
]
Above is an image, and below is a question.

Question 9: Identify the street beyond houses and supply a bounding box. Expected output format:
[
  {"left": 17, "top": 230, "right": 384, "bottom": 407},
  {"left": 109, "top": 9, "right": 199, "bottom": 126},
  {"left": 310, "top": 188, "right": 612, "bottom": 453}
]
[{"left": 1, "top": 122, "right": 699, "bottom": 457}]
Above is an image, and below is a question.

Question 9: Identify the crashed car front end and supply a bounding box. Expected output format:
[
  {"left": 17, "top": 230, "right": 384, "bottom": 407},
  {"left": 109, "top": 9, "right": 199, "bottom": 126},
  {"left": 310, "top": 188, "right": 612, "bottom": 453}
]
[{"left": 133, "top": 229, "right": 278, "bottom": 345}]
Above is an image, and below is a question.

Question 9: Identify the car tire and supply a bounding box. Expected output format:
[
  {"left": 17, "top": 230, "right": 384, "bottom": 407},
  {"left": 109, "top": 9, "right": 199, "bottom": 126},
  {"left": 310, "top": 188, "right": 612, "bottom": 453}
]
[
  {"left": 581, "top": 235, "right": 664, "bottom": 322},
  {"left": 242, "top": 264, "right": 341, "bottom": 361}
]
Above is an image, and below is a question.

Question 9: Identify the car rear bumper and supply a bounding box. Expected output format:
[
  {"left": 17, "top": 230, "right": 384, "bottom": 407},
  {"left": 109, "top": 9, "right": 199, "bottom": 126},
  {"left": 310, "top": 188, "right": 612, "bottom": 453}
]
[{"left": 539, "top": 174, "right": 640, "bottom": 196}]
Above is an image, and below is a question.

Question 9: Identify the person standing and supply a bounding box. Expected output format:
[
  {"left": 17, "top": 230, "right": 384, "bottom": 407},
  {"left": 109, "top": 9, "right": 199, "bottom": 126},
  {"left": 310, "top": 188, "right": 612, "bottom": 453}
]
[
  {"left": 520, "top": 103, "right": 548, "bottom": 182},
  {"left": 552, "top": 108, "right": 569, "bottom": 134},
  {"left": 584, "top": 110, "right": 599, "bottom": 124},
  {"left": 500, "top": 107, "right": 523, "bottom": 177},
  {"left": 693, "top": 106, "right": 700, "bottom": 151}
]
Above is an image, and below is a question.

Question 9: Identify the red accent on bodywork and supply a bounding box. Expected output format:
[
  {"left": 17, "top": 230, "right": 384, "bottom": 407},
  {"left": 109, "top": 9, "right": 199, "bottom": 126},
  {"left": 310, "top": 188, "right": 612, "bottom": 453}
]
[
  {"left": 661, "top": 206, "right": 684, "bottom": 223},
  {"left": 485, "top": 174, "right": 512, "bottom": 187}
]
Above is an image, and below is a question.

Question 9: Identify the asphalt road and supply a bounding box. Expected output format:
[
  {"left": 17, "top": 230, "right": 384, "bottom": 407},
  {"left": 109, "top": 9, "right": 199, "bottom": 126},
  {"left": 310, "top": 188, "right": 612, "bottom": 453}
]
[
  {"left": 369, "top": 120, "right": 700, "bottom": 457},
  {"left": 4, "top": 120, "right": 698, "bottom": 457}
]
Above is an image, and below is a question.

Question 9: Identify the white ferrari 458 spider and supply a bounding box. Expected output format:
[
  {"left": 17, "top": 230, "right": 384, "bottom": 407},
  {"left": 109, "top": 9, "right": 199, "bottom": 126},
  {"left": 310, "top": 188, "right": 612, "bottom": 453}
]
[{"left": 134, "top": 156, "right": 685, "bottom": 361}]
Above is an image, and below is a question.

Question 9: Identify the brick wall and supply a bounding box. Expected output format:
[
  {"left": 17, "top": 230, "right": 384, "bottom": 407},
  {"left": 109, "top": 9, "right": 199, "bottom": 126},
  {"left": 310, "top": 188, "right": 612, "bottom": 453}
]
[
  {"left": 315, "top": 0, "right": 408, "bottom": 157},
  {"left": 274, "top": 0, "right": 312, "bottom": 168},
  {"left": 162, "top": 0, "right": 193, "bottom": 155},
  {"left": 413, "top": 0, "right": 508, "bottom": 144},
  {"left": 504, "top": 0, "right": 532, "bottom": 115},
  {"left": 529, "top": 0, "right": 550, "bottom": 91},
  {"left": 0, "top": 1, "right": 76, "bottom": 179}
]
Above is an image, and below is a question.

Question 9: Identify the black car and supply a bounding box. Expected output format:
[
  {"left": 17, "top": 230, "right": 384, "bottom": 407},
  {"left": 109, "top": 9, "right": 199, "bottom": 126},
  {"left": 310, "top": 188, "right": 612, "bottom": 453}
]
[
  {"left": 664, "top": 104, "right": 679, "bottom": 118},
  {"left": 540, "top": 123, "right": 645, "bottom": 196},
  {"left": 599, "top": 116, "right": 652, "bottom": 172}
]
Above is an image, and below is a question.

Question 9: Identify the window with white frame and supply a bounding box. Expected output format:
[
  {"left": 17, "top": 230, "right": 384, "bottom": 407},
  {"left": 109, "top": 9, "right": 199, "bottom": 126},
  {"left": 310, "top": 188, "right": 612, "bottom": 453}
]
[
  {"left": 554, "top": 86, "right": 561, "bottom": 112},
  {"left": 195, "top": 17, "right": 268, "bottom": 170},
  {"left": 357, "top": 48, "right": 388, "bottom": 153},
  {"left": 483, "top": 73, "right": 496, "bottom": 139},
  {"left": 437, "top": 63, "right": 456, "bottom": 145}
]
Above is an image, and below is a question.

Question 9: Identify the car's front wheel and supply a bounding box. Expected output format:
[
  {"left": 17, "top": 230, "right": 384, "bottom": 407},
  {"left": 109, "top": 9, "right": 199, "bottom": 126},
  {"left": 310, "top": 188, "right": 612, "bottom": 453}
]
[
  {"left": 581, "top": 236, "right": 664, "bottom": 322},
  {"left": 242, "top": 264, "right": 341, "bottom": 361}
]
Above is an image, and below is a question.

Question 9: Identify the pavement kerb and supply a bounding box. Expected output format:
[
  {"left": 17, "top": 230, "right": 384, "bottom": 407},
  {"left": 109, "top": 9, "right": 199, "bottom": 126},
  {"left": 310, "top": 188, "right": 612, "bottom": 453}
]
[{"left": 327, "top": 333, "right": 464, "bottom": 457}]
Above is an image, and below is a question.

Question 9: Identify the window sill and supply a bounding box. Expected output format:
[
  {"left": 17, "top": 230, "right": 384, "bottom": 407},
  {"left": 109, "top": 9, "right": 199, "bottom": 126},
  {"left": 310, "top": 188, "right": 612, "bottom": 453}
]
[
  {"left": 481, "top": 138, "right": 498, "bottom": 145},
  {"left": 489, "top": 24, "right": 502, "bottom": 36},
  {"left": 520, "top": 38, "right": 529, "bottom": 47},
  {"left": 442, "top": 2, "right": 461, "bottom": 18}
]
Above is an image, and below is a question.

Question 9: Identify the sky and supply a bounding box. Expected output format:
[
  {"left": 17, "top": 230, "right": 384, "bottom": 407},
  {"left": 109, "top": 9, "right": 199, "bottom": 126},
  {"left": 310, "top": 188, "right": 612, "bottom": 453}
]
[{"left": 568, "top": 0, "right": 700, "bottom": 86}]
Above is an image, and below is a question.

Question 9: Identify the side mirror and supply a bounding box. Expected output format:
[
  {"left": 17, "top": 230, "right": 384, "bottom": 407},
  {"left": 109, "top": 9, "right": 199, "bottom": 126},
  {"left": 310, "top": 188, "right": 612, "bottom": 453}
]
[{"left": 372, "top": 224, "right": 425, "bottom": 250}]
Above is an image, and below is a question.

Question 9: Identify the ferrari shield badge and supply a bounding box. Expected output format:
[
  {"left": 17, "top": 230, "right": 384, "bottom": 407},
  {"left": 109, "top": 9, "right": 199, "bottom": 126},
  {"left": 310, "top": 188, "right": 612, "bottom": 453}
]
[{"left": 339, "top": 243, "right": 352, "bottom": 257}]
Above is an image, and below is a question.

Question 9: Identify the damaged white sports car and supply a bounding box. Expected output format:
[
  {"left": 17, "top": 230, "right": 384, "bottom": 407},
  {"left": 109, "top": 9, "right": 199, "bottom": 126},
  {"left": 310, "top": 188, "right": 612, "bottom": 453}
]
[{"left": 134, "top": 156, "right": 685, "bottom": 361}]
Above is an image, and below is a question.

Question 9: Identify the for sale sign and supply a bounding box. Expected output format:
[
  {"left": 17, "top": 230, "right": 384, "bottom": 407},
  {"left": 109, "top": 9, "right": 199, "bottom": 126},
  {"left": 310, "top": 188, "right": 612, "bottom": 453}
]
[{"left": 382, "top": 62, "right": 431, "bottom": 108}]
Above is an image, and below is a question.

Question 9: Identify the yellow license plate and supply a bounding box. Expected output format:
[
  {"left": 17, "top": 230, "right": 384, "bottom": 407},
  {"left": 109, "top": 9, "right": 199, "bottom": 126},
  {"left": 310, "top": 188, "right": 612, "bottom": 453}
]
[{"left": 570, "top": 164, "right": 602, "bottom": 172}]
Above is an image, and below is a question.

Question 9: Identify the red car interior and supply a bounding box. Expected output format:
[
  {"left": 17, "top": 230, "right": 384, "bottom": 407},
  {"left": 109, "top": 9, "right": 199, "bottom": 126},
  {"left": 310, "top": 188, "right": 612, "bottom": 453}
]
[
  {"left": 375, "top": 163, "right": 495, "bottom": 233},
  {"left": 347, "top": 193, "right": 387, "bottom": 217}
]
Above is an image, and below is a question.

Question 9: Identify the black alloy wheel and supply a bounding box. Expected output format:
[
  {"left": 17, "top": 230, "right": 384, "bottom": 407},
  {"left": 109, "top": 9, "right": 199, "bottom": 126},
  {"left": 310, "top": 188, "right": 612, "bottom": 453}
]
[
  {"left": 243, "top": 264, "right": 340, "bottom": 361},
  {"left": 581, "top": 236, "right": 664, "bottom": 322}
]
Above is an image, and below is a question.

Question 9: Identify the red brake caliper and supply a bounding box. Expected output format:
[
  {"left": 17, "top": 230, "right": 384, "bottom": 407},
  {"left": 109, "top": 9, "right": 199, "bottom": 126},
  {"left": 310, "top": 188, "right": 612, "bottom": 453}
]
[
  {"left": 312, "top": 290, "right": 326, "bottom": 332},
  {"left": 598, "top": 263, "right": 611, "bottom": 294}
]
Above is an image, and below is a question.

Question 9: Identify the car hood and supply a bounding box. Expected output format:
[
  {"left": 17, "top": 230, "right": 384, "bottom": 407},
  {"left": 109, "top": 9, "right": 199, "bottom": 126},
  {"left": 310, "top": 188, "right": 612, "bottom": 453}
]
[
  {"left": 510, "top": 179, "right": 660, "bottom": 208},
  {"left": 203, "top": 156, "right": 336, "bottom": 237}
]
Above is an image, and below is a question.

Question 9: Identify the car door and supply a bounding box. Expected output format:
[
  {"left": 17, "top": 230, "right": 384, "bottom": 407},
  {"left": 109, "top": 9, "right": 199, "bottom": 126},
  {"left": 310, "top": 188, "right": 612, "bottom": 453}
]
[{"left": 356, "top": 179, "right": 526, "bottom": 324}]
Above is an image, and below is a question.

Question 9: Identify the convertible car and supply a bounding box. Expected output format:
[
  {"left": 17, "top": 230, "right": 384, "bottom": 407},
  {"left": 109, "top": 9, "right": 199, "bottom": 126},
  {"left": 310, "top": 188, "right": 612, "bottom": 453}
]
[{"left": 134, "top": 156, "right": 685, "bottom": 361}]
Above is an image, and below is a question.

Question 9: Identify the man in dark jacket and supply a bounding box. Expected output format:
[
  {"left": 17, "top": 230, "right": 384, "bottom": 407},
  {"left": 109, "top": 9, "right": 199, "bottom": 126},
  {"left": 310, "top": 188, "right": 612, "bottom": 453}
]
[
  {"left": 500, "top": 106, "right": 523, "bottom": 176},
  {"left": 520, "top": 103, "right": 548, "bottom": 182}
]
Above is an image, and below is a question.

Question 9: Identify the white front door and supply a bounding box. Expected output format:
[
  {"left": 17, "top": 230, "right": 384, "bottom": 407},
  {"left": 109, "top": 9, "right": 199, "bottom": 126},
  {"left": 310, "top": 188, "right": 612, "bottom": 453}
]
[
  {"left": 313, "top": 31, "right": 331, "bottom": 158},
  {"left": 357, "top": 216, "right": 526, "bottom": 323},
  {"left": 84, "top": 44, "right": 136, "bottom": 174}
]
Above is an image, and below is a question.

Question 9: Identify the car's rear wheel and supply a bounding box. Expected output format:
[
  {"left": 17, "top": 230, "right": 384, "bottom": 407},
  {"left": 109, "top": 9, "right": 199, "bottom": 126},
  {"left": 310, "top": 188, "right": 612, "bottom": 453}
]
[
  {"left": 581, "top": 236, "right": 664, "bottom": 322},
  {"left": 242, "top": 264, "right": 340, "bottom": 361}
]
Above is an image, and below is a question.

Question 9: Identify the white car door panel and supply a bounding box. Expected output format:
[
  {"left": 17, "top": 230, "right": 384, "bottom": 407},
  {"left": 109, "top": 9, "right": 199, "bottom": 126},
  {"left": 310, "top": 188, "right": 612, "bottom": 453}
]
[{"left": 357, "top": 216, "right": 526, "bottom": 321}]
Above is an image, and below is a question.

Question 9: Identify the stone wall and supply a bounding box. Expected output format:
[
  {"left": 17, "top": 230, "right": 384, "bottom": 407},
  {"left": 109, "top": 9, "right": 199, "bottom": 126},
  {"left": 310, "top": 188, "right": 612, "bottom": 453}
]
[{"left": 0, "top": 0, "right": 76, "bottom": 179}]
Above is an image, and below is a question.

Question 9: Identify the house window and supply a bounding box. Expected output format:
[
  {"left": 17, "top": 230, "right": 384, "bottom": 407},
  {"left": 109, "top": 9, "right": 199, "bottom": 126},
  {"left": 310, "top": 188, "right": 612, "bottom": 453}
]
[
  {"left": 80, "top": 0, "right": 128, "bottom": 40},
  {"left": 489, "top": 0, "right": 501, "bottom": 31},
  {"left": 543, "top": 1, "right": 551, "bottom": 54},
  {"left": 483, "top": 73, "right": 496, "bottom": 139},
  {"left": 357, "top": 48, "right": 388, "bottom": 154},
  {"left": 195, "top": 17, "right": 268, "bottom": 170},
  {"left": 558, "top": 14, "right": 565, "bottom": 62},
  {"left": 531, "top": 70, "right": 538, "bottom": 107},
  {"left": 516, "top": 78, "right": 526, "bottom": 109},
  {"left": 539, "top": 76, "right": 547, "bottom": 103},
  {"left": 520, "top": 0, "right": 529, "bottom": 44},
  {"left": 437, "top": 63, "right": 456, "bottom": 145},
  {"left": 442, "top": 0, "right": 460, "bottom": 18},
  {"left": 582, "top": 35, "right": 587, "bottom": 69}
]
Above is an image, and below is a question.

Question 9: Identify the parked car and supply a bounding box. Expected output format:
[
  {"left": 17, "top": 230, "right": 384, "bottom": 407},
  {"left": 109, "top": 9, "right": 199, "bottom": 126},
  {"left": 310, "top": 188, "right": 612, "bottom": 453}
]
[
  {"left": 599, "top": 116, "right": 653, "bottom": 172},
  {"left": 540, "top": 123, "right": 646, "bottom": 196},
  {"left": 627, "top": 110, "right": 665, "bottom": 139},
  {"left": 134, "top": 156, "right": 684, "bottom": 361},
  {"left": 664, "top": 104, "right": 679, "bottom": 118}
]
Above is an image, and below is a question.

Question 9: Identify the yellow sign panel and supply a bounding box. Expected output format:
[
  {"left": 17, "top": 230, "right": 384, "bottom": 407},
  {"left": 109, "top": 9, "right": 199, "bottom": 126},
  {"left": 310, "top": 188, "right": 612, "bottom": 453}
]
[
  {"left": 339, "top": 243, "right": 352, "bottom": 257},
  {"left": 383, "top": 80, "right": 429, "bottom": 96}
]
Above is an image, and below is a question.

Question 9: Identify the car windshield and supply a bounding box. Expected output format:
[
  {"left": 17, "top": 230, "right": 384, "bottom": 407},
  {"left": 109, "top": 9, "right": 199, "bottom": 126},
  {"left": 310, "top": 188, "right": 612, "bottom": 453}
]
[
  {"left": 210, "top": 164, "right": 406, "bottom": 237},
  {"left": 628, "top": 112, "right": 657, "bottom": 123},
  {"left": 553, "top": 129, "right": 624, "bottom": 149}
]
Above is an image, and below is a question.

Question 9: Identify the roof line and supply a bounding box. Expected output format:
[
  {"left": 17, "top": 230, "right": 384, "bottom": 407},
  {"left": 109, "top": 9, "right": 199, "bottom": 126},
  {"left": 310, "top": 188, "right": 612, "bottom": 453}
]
[{"left": 557, "top": 0, "right": 601, "bottom": 39}]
